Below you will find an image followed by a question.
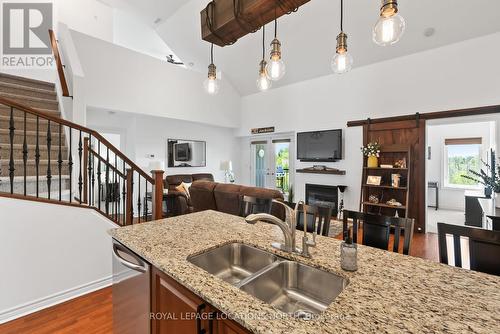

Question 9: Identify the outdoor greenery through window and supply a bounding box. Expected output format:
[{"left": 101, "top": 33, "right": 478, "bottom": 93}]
[
  {"left": 444, "top": 138, "right": 482, "bottom": 188},
  {"left": 275, "top": 143, "right": 290, "bottom": 193}
]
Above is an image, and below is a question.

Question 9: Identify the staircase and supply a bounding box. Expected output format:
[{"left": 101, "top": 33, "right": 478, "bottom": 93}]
[
  {"left": 0, "top": 72, "right": 165, "bottom": 226},
  {"left": 0, "top": 73, "right": 70, "bottom": 197}
]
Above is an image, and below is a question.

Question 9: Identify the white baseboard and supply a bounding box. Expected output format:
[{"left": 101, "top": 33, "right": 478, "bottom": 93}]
[{"left": 0, "top": 275, "right": 113, "bottom": 324}]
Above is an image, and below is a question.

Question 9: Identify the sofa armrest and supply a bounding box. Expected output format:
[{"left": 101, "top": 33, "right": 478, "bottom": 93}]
[{"left": 165, "top": 191, "right": 190, "bottom": 215}]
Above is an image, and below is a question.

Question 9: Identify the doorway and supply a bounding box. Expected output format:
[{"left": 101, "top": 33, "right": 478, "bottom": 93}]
[
  {"left": 425, "top": 119, "right": 497, "bottom": 233},
  {"left": 250, "top": 134, "right": 294, "bottom": 198}
]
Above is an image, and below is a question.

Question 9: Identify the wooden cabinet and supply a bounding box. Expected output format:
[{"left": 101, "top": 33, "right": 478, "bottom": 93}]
[
  {"left": 215, "top": 317, "right": 250, "bottom": 334},
  {"left": 465, "top": 191, "right": 486, "bottom": 227},
  {"left": 151, "top": 267, "right": 250, "bottom": 334}
]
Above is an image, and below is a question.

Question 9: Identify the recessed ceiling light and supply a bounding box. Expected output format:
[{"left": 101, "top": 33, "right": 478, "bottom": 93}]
[
  {"left": 188, "top": 62, "right": 195, "bottom": 67},
  {"left": 424, "top": 27, "right": 436, "bottom": 37}
]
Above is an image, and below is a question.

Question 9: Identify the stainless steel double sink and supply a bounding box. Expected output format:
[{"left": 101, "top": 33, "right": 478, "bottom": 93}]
[{"left": 188, "top": 243, "right": 348, "bottom": 318}]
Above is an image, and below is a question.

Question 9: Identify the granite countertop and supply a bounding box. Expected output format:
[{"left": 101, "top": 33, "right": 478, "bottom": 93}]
[{"left": 109, "top": 210, "right": 500, "bottom": 334}]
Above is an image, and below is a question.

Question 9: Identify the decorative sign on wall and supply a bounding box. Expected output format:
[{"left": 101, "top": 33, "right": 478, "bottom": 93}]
[{"left": 251, "top": 126, "right": 275, "bottom": 135}]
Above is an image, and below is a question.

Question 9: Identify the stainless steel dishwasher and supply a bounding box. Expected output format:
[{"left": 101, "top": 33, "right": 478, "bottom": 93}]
[{"left": 112, "top": 239, "right": 151, "bottom": 334}]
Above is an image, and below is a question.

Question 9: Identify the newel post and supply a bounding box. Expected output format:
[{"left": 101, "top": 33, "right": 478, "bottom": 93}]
[{"left": 151, "top": 170, "right": 165, "bottom": 221}]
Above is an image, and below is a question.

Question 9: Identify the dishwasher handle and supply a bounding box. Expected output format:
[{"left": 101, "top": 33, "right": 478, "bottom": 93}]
[{"left": 113, "top": 242, "right": 148, "bottom": 273}]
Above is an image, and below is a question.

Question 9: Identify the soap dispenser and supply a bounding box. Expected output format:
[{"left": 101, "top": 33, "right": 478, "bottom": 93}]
[{"left": 340, "top": 228, "right": 358, "bottom": 272}]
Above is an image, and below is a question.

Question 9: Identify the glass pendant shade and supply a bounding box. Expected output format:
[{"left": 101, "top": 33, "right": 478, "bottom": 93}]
[
  {"left": 257, "top": 61, "right": 272, "bottom": 91},
  {"left": 204, "top": 62, "right": 219, "bottom": 95},
  {"left": 257, "top": 72, "right": 272, "bottom": 91},
  {"left": 266, "top": 58, "right": 286, "bottom": 81},
  {"left": 204, "top": 77, "right": 219, "bottom": 95},
  {"left": 266, "top": 38, "right": 286, "bottom": 81},
  {"left": 331, "top": 51, "right": 353, "bottom": 74},
  {"left": 373, "top": 13, "right": 406, "bottom": 46}
]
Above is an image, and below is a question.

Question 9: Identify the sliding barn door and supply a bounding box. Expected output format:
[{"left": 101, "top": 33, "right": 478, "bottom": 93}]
[{"left": 364, "top": 120, "right": 426, "bottom": 233}]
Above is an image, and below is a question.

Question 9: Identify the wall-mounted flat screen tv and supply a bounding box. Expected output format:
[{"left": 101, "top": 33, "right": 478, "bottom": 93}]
[{"left": 297, "top": 129, "right": 343, "bottom": 162}]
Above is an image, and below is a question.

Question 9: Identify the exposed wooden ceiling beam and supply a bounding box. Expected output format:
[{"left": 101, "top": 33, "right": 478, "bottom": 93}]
[{"left": 201, "top": 0, "right": 311, "bottom": 47}]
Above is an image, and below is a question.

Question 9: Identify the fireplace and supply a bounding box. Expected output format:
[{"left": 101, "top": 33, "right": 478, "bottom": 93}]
[{"left": 305, "top": 184, "right": 339, "bottom": 217}]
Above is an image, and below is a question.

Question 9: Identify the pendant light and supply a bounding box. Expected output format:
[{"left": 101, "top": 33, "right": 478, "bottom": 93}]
[
  {"left": 373, "top": 0, "right": 406, "bottom": 46},
  {"left": 266, "top": 9, "right": 285, "bottom": 81},
  {"left": 257, "top": 25, "right": 272, "bottom": 91},
  {"left": 331, "top": 0, "right": 353, "bottom": 74},
  {"left": 204, "top": 43, "right": 220, "bottom": 95}
]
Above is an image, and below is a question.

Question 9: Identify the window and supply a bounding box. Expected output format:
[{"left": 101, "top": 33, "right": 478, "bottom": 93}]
[{"left": 444, "top": 138, "right": 482, "bottom": 189}]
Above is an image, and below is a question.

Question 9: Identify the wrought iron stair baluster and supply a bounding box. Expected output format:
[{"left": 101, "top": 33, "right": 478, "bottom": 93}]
[
  {"left": 68, "top": 128, "right": 73, "bottom": 202},
  {"left": 23, "top": 111, "right": 27, "bottom": 196},
  {"left": 78, "top": 131, "right": 83, "bottom": 203},
  {"left": 46, "top": 120, "right": 52, "bottom": 199},
  {"left": 8, "top": 107, "right": 15, "bottom": 194},
  {"left": 58, "top": 124, "right": 62, "bottom": 201},
  {"left": 35, "top": 116, "right": 40, "bottom": 197}
]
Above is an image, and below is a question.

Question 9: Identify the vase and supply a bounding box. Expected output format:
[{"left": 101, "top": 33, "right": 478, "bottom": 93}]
[
  {"left": 495, "top": 193, "right": 500, "bottom": 209},
  {"left": 367, "top": 156, "right": 378, "bottom": 168}
]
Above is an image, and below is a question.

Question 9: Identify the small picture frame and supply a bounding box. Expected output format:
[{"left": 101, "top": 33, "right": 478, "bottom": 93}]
[
  {"left": 391, "top": 174, "right": 401, "bottom": 188},
  {"left": 367, "top": 175, "right": 382, "bottom": 186}
]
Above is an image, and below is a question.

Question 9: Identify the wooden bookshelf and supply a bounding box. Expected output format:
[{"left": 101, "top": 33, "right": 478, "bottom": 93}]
[
  {"left": 362, "top": 202, "right": 407, "bottom": 210},
  {"left": 363, "top": 185, "right": 407, "bottom": 190},
  {"left": 360, "top": 145, "right": 411, "bottom": 217}
]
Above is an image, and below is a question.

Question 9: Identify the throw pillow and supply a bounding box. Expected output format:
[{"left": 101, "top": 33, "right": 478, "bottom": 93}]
[{"left": 181, "top": 182, "right": 192, "bottom": 198}]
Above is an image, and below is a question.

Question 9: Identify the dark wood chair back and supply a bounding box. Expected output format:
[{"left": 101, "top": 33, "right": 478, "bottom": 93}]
[
  {"left": 316, "top": 206, "right": 334, "bottom": 236},
  {"left": 295, "top": 203, "right": 319, "bottom": 234},
  {"left": 343, "top": 210, "right": 415, "bottom": 255},
  {"left": 380, "top": 216, "right": 415, "bottom": 255},
  {"left": 342, "top": 210, "right": 380, "bottom": 245},
  {"left": 239, "top": 195, "right": 273, "bottom": 217},
  {"left": 437, "top": 223, "right": 500, "bottom": 276}
]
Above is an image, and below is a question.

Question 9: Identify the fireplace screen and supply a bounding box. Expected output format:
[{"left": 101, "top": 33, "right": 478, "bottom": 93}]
[{"left": 305, "top": 184, "right": 339, "bottom": 217}]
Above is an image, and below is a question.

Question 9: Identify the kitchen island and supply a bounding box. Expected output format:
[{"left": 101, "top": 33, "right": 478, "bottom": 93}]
[{"left": 110, "top": 210, "right": 500, "bottom": 333}]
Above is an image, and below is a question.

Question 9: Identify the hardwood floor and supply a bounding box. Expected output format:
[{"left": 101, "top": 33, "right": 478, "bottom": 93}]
[
  {"left": 0, "top": 287, "right": 112, "bottom": 334},
  {"left": 0, "top": 232, "right": 438, "bottom": 334}
]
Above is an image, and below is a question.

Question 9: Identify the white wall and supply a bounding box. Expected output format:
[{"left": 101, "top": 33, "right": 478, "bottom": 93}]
[
  {"left": 427, "top": 121, "right": 495, "bottom": 211},
  {"left": 113, "top": 9, "right": 176, "bottom": 61},
  {"left": 87, "top": 109, "right": 240, "bottom": 182},
  {"left": 71, "top": 30, "right": 241, "bottom": 129},
  {"left": 0, "top": 198, "right": 116, "bottom": 323},
  {"left": 237, "top": 32, "right": 500, "bottom": 211},
  {"left": 55, "top": 0, "right": 114, "bottom": 42}
]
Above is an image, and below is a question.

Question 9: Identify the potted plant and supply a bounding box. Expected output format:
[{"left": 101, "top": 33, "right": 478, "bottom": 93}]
[
  {"left": 462, "top": 150, "right": 500, "bottom": 207},
  {"left": 361, "top": 142, "right": 381, "bottom": 168}
]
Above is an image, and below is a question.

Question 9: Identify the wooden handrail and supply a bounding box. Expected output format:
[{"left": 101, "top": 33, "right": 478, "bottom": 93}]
[
  {"left": 0, "top": 96, "right": 154, "bottom": 183},
  {"left": 89, "top": 147, "right": 126, "bottom": 179},
  {"left": 48, "top": 29, "right": 71, "bottom": 98}
]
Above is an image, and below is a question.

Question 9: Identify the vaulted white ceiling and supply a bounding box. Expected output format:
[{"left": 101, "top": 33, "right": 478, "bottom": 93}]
[
  {"left": 120, "top": 0, "right": 187, "bottom": 25},
  {"left": 111, "top": 0, "right": 500, "bottom": 96}
]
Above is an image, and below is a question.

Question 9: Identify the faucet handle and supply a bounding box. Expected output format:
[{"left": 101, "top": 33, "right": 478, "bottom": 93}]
[{"left": 301, "top": 235, "right": 311, "bottom": 258}]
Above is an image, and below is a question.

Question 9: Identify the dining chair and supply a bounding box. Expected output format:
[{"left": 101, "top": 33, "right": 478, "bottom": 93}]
[
  {"left": 295, "top": 203, "right": 319, "bottom": 234},
  {"left": 343, "top": 210, "right": 415, "bottom": 255},
  {"left": 342, "top": 210, "right": 380, "bottom": 245},
  {"left": 316, "top": 206, "right": 334, "bottom": 236},
  {"left": 437, "top": 222, "right": 500, "bottom": 276},
  {"left": 379, "top": 215, "right": 415, "bottom": 255},
  {"left": 239, "top": 195, "right": 273, "bottom": 217}
]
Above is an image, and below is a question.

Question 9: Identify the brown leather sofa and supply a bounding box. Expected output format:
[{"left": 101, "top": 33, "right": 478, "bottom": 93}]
[
  {"left": 189, "top": 181, "right": 285, "bottom": 220},
  {"left": 164, "top": 174, "right": 214, "bottom": 216}
]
